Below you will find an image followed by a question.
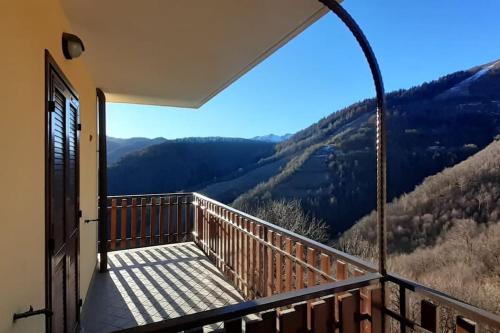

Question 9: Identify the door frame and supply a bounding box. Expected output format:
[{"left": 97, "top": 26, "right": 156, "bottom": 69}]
[{"left": 44, "top": 50, "right": 81, "bottom": 332}]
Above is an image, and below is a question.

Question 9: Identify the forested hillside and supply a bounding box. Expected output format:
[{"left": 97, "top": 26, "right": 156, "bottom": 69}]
[
  {"left": 231, "top": 60, "right": 500, "bottom": 235},
  {"left": 344, "top": 138, "right": 500, "bottom": 253},
  {"left": 107, "top": 136, "right": 167, "bottom": 166},
  {"left": 108, "top": 138, "right": 275, "bottom": 195},
  {"left": 341, "top": 139, "right": 500, "bottom": 315}
]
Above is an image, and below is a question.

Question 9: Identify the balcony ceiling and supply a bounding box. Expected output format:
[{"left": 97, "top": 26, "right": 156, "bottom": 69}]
[{"left": 60, "top": 0, "right": 329, "bottom": 108}]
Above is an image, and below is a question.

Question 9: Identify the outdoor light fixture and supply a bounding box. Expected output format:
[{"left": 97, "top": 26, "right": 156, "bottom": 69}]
[{"left": 62, "top": 32, "right": 85, "bottom": 59}]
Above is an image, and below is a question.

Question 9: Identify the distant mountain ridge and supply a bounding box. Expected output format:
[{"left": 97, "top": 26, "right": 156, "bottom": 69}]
[
  {"left": 108, "top": 137, "right": 276, "bottom": 195},
  {"left": 107, "top": 135, "right": 288, "bottom": 166},
  {"left": 252, "top": 133, "right": 292, "bottom": 143}
]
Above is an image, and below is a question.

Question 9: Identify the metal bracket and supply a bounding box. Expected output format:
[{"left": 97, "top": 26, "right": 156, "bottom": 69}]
[{"left": 13, "top": 306, "right": 53, "bottom": 322}]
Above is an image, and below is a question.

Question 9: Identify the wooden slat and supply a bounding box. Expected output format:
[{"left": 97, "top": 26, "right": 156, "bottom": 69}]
[
  {"left": 255, "top": 225, "right": 262, "bottom": 296},
  {"left": 217, "top": 206, "right": 222, "bottom": 269},
  {"left": 186, "top": 196, "right": 191, "bottom": 240},
  {"left": 456, "top": 316, "right": 476, "bottom": 333},
  {"left": 159, "top": 197, "right": 166, "bottom": 244},
  {"left": 279, "top": 302, "right": 308, "bottom": 333},
  {"left": 320, "top": 253, "right": 330, "bottom": 284},
  {"left": 370, "top": 288, "right": 383, "bottom": 333},
  {"left": 110, "top": 199, "right": 117, "bottom": 250},
  {"left": 336, "top": 260, "right": 346, "bottom": 280},
  {"left": 249, "top": 221, "right": 255, "bottom": 296},
  {"left": 221, "top": 209, "right": 226, "bottom": 271},
  {"left": 335, "top": 259, "right": 347, "bottom": 324},
  {"left": 267, "top": 230, "right": 274, "bottom": 296},
  {"left": 310, "top": 296, "right": 335, "bottom": 333},
  {"left": 236, "top": 216, "right": 246, "bottom": 295},
  {"left": 150, "top": 197, "right": 156, "bottom": 245},
  {"left": 354, "top": 269, "right": 369, "bottom": 333},
  {"left": 421, "top": 300, "right": 438, "bottom": 333},
  {"left": 176, "top": 196, "right": 181, "bottom": 242},
  {"left": 285, "top": 238, "right": 292, "bottom": 292},
  {"left": 295, "top": 242, "right": 304, "bottom": 290},
  {"left": 307, "top": 248, "right": 316, "bottom": 288},
  {"left": 224, "top": 317, "right": 242, "bottom": 333},
  {"left": 131, "top": 198, "right": 137, "bottom": 246},
  {"left": 168, "top": 196, "right": 175, "bottom": 243},
  {"left": 275, "top": 233, "right": 282, "bottom": 294},
  {"left": 339, "top": 291, "right": 360, "bottom": 333},
  {"left": 195, "top": 204, "right": 202, "bottom": 243},
  {"left": 120, "top": 198, "right": 127, "bottom": 249},
  {"left": 230, "top": 212, "right": 235, "bottom": 277},
  {"left": 246, "top": 310, "right": 277, "bottom": 333},
  {"left": 140, "top": 198, "right": 147, "bottom": 246}
]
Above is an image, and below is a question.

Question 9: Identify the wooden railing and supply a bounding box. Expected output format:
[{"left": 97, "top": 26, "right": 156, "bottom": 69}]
[
  {"left": 192, "top": 193, "right": 376, "bottom": 301},
  {"left": 106, "top": 192, "right": 500, "bottom": 333},
  {"left": 115, "top": 273, "right": 382, "bottom": 333},
  {"left": 105, "top": 193, "right": 193, "bottom": 250}
]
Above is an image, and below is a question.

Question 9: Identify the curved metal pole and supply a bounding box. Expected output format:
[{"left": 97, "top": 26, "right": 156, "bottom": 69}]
[{"left": 318, "top": 0, "right": 388, "bottom": 275}]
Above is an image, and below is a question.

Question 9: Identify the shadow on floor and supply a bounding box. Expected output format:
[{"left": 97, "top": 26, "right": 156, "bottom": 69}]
[{"left": 80, "top": 242, "right": 244, "bottom": 333}]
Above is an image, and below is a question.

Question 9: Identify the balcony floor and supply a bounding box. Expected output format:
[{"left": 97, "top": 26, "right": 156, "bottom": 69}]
[{"left": 81, "top": 242, "right": 244, "bottom": 333}]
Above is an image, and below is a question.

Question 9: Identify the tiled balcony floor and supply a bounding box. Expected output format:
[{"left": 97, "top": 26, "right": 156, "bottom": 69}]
[{"left": 81, "top": 242, "right": 244, "bottom": 333}]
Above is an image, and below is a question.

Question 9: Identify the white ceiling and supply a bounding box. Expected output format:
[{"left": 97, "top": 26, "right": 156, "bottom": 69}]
[{"left": 60, "top": 0, "right": 329, "bottom": 108}]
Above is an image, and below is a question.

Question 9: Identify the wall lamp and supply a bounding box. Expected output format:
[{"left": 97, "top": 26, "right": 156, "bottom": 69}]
[{"left": 62, "top": 32, "right": 85, "bottom": 60}]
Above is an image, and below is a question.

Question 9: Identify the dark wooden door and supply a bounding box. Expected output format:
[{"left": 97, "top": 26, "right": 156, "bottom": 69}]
[{"left": 46, "top": 53, "right": 80, "bottom": 333}]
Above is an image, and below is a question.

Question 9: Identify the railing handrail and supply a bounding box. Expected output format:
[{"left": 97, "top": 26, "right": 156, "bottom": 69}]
[
  {"left": 107, "top": 192, "right": 192, "bottom": 199},
  {"left": 192, "top": 192, "right": 377, "bottom": 272},
  {"left": 112, "top": 273, "right": 382, "bottom": 333}
]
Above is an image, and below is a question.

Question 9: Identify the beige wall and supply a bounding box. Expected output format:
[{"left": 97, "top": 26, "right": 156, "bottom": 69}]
[{"left": 0, "top": 0, "right": 98, "bottom": 332}]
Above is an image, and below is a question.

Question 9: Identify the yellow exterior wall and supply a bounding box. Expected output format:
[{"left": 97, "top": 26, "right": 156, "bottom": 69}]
[{"left": 0, "top": 0, "right": 98, "bottom": 332}]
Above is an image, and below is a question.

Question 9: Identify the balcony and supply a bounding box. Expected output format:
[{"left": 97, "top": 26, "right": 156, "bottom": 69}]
[{"left": 81, "top": 193, "right": 500, "bottom": 333}]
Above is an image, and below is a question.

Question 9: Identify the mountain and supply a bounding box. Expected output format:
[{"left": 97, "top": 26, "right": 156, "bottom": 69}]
[
  {"left": 107, "top": 138, "right": 276, "bottom": 195},
  {"left": 252, "top": 133, "right": 292, "bottom": 143},
  {"left": 222, "top": 60, "right": 500, "bottom": 235},
  {"left": 341, "top": 138, "right": 500, "bottom": 314},
  {"left": 107, "top": 60, "right": 500, "bottom": 237},
  {"left": 107, "top": 136, "right": 167, "bottom": 166},
  {"left": 345, "top": 138, "right": 500, "bottom": 253}
]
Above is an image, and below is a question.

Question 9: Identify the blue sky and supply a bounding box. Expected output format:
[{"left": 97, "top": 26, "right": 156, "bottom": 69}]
[{"left": 107, "top": 0, "right": 500, "bottom": 139}]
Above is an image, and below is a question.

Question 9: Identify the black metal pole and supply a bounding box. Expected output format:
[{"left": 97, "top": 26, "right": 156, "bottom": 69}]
[
  {"left": 97, "top": 88, "right": 108, "bottom": 272},
  {"left": 318, "top": 0, "right": 388, "bottom": 330},
  {"left": 318, "top": 0, "right": 387, "bottom": 276}
]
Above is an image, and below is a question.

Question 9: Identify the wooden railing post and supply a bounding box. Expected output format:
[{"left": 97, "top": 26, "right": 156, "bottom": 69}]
[
  {"left": 370, "top": 287, "right": 383, "bottom": 333},
  {"left": 339, "top": 290, "right": 361, "bottom": 333},
  {"left": 255, "top": 225, "right": 262, "bottom": 296},
  {"left": 275, "top": 233, "right": 283, "bottom": 294},
  {"left": 421, "top": 300, "right": 438, "bottom": 333},
  {"left": 150, "top": 197, "right": 156, "bottom": 245},
  {"left": 131, "top": 198, "right": 137, "bottom": 247},
  {"left": 295, "top": 242, "right": 304, "bottom": 291},
  {"left": 320, "top": 253, "right": 330, "bottom": 284},
  {"left": 284, "top": 238, "right": 292, "bottom": 292},
  {"left": 110, "top": 198, "right": 117, "bottom": 250},
  {"left": 176, "top": 195, "right": 181, "bottom": 243},
  {"left": 140, "top": 197, "right": 147, "bottom": 246},
  {"left": 159, "top": 197, "right": 166, "bottom": 244},
  {"left": 266, "top": 230, "right": 274, "bottom": 296},
  {"left": 120, "top": 198, "right": 128, "bottom": 249}
]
